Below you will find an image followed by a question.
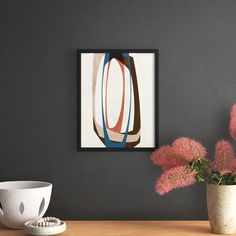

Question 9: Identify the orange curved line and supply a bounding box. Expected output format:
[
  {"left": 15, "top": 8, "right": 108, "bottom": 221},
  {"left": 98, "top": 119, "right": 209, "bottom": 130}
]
[
  {"left": 105, "top": 61, "right": 111, "bottom": 129},
  {"left": 105, "top": 59, "right": 126, "bottom": 133},
  {"left": 110, "top": 60, "right": 125, "bottom": 132}
]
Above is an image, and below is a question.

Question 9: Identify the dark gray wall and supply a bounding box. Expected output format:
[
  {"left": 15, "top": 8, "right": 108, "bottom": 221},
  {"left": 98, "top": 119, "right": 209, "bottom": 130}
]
[{"left": 1, "top": 0, "right": 236, "bottom": 220}]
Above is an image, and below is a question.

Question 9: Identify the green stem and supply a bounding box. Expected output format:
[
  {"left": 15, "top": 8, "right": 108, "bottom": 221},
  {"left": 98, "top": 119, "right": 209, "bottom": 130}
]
[{"left": 218, "top": 177, "right": 223, "bottom": 185}]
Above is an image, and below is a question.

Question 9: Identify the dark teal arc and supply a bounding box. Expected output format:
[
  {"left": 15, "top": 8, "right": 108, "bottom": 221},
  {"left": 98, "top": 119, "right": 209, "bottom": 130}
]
[{"left": 101, "top": 53, "right": 133, "bottom": 148}]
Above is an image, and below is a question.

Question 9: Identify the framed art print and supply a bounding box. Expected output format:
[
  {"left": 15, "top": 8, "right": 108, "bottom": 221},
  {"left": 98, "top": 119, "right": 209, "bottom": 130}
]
[{"left": 77, "top": 49, "right": 158, "bottom": 151}]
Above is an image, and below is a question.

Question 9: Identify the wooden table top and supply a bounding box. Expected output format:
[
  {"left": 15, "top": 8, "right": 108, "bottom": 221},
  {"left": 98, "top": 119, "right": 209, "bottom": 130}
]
[{"left": 0, "top": 221, "right": 217, "bottom": 236}]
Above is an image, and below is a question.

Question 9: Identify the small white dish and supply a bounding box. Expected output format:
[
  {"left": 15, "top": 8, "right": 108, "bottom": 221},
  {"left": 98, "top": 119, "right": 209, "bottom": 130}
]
[{"left": 24, "top": 220, "right": 66, "bottom": 235}]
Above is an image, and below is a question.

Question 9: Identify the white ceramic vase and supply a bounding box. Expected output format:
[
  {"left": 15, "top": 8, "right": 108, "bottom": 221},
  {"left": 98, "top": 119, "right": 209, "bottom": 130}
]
[
  {"left": 0, "top": 181, "right": 52, "bottom": 229},
  {"left": 207, "top": 183, "right": 236, "bottom": 234}
]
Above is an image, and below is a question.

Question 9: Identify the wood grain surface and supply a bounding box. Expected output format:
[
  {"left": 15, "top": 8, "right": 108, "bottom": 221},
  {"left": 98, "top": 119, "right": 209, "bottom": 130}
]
[{"left": 0, "top": 221, "right": 219, "bottom": 236}]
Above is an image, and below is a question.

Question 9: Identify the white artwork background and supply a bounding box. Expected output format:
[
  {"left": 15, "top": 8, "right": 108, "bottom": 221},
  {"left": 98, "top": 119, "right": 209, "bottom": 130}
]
[{"left": 81, "top": 53, "right": 155, "bottom": 148}]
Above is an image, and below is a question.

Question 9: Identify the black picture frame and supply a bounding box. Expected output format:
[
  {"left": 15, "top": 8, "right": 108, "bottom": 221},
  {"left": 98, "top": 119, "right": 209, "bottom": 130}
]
[{"left": 77, "top": 49, "right": 159, "bottom": 151}]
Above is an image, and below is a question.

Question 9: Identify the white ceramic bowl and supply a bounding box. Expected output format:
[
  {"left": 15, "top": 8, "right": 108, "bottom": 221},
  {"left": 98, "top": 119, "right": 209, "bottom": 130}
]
[{"left": 0, "top": 181, "right": 52, "bottom": 229}]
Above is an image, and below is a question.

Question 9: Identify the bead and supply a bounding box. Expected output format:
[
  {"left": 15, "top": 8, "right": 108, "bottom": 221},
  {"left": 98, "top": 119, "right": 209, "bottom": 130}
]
[{"left": 29, "top": 217, "right": 61, "bottom": 228}]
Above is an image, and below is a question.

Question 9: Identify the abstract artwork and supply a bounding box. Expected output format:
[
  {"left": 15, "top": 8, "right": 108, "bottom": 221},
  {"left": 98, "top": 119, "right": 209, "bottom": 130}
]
[{"left": 77, "top": 49, "right": 158, "bottom": 150}]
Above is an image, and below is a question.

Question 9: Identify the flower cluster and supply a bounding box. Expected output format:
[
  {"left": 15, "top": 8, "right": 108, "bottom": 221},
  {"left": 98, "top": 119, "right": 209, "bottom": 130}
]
[
  {"left": 151, "top": 104, "right": 236, "bottom": 195},
  {"left": 211, "top": 140, "right": 235, "bottom": 176},
  {"left": 230, "top": 104, "right": 236, "bottom": 141},
  {"left": 155, "top": 165, "right": 196, "bottom": 196},
  {"left": 151, "top": 137, "right": 207, "bottom": 195}
]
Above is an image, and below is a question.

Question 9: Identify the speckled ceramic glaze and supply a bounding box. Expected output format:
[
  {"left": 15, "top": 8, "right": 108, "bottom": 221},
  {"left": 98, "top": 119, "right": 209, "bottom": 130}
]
[{"left": 207, "top": 184, "right": 236, "bottom": 234}]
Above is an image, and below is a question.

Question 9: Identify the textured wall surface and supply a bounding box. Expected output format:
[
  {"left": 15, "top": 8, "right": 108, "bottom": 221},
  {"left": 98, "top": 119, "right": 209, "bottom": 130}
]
[{"left": 1, "top": 0, "right": 236, "bottom": 220}]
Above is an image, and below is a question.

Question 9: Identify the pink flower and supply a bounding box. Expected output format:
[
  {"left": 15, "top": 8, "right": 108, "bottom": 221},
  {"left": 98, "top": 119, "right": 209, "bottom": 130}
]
[
  {"left": 172, "top": 137, "right": 207, "bottom": 161},
  {"left": 155, "top": 165, "right": 196, "bottom": 195},
  {"left": 151, "top": 145, "right": 188, "bottom": 170},
  {"left": 230, "top": 104, "right": 236, "bottom": 141},
  {"left": 151, "top": 137, "right": 207, "bottom": 195},
  {"left": 215, "top": 140, "right": 234, "bottom": 160},
  {"left": 230, "top": 159, "right": 236, "bottom": 175},
  {"left": 211, "top": 140, "right": 235, "bottom": 175}
]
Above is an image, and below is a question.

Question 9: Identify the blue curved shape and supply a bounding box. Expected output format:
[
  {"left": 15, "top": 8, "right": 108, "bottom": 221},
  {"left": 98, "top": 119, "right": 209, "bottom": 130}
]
[{"left": 101, "top": 53, "right": 133, "bottom": 148}]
